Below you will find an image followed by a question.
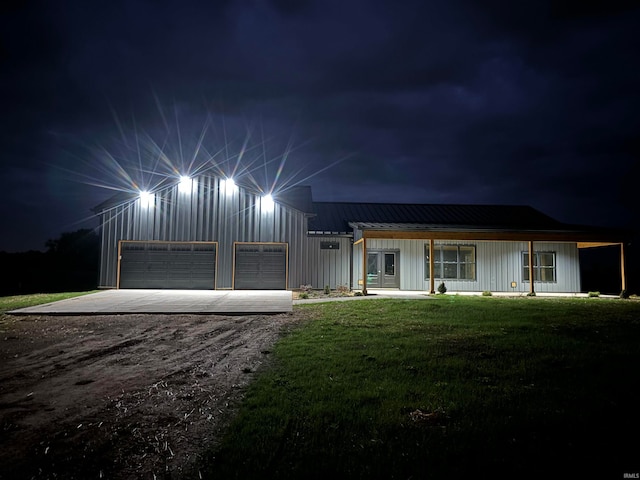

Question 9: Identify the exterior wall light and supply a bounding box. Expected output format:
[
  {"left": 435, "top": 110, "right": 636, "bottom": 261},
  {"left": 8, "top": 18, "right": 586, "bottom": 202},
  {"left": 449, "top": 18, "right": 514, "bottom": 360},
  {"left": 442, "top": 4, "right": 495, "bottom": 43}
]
[
  {"left": 221, "top": 177, "right": 237, "bottom": 195},
  {"left": 261, "top": 193, "right": 275, "bottom": 211},
  {"left": 178, "top": 175, "right": 194, "bottom": 194},
  {"left": 139, "top": 190, "right": 154, "bottom": 208}
]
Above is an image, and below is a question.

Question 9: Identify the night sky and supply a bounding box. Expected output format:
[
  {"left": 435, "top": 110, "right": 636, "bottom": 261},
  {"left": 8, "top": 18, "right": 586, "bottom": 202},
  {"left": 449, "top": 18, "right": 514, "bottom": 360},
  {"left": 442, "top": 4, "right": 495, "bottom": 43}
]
[{"left": 1, "top": 0, "right": 639, "bottom": 252}]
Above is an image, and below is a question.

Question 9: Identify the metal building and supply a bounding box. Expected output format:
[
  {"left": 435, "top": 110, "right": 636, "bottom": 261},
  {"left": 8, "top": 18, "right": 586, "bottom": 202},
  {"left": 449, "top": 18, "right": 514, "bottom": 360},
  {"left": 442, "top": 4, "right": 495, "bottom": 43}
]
[{"left": 95, "top": 175, "right": 627, "bottom": 293}]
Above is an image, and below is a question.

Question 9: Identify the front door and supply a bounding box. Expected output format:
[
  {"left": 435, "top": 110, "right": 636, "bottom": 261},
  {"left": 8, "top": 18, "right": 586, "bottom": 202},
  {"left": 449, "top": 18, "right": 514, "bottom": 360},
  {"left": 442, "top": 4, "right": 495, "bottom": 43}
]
[{"left": 366, "top": 250, "right": 400, "bottom": 288}]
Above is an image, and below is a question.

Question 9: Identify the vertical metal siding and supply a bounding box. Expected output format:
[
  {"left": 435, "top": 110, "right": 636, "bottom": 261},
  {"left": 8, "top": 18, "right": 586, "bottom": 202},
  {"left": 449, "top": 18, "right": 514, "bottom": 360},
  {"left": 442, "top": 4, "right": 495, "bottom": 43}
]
[
  {"left": 303, "top": 237, "right": 351, "bottom": 289},
  {"left": 362, "top": 237, "right": 581, "bottom": 292},
  {"left": 99, "top": 191, "right": 582, "bottom": 293},
  {"left": 97, "top": 175, "right": 313, "bottom": 289}
]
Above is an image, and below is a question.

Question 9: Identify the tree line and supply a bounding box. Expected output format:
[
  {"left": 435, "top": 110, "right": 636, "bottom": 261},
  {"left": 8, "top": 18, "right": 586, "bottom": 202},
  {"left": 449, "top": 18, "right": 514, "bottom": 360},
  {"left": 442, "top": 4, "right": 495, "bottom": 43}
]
[{"left": 0, "top": 229, "right": 100, "bottom": 296}]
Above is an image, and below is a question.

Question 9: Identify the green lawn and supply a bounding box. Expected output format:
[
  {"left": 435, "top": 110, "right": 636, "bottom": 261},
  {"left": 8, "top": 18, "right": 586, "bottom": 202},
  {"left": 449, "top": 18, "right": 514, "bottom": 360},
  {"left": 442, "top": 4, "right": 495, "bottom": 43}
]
[
  {"left": 203, "top": 296, "right": 640, "bottom": 480},
  {"left": 0, "top": 291, "right": 97, "bottom": 313}
]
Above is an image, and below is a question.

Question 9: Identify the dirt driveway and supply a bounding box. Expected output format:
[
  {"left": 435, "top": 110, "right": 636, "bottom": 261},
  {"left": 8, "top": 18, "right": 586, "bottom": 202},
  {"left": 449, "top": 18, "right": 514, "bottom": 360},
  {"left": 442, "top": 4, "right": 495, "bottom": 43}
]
[{"left": 0, "top": 312, "right": 303, "bottom": 479}]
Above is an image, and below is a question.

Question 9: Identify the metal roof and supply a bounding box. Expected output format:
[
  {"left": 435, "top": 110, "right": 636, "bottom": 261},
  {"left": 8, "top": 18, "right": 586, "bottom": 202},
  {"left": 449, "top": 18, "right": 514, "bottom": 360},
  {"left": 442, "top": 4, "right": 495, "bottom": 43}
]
[
  {"left": 91, "top": 181, "right": 626, "bottom": 242},
  {"left": 308, "top": 202, "right": 564, "bottom": 234}
]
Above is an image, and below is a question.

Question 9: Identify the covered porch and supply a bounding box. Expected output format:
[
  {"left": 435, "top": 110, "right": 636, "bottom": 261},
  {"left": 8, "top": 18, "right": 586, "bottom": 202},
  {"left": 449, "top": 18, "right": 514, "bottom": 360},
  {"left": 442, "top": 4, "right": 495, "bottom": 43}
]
[{"left": 353, "top": 226, "right": 627, "bottom": 295}]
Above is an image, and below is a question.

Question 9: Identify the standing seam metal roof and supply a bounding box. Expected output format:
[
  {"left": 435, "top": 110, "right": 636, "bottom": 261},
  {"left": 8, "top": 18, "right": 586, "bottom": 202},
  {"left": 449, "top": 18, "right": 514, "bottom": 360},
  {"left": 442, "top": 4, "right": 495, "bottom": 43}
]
[{"left": 307, "top": 202, "right": 564, "bottom": 234}]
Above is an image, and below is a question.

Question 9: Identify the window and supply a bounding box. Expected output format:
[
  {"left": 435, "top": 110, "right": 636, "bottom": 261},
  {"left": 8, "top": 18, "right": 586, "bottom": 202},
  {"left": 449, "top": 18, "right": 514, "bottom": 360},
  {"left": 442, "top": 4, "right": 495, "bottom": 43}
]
[
  {"left": 425, "top": 244, "right": 476, "bottom": 280},
  {"left": 523, "top": 252, "right": 556, "bottom": 282},
  {"left": 384, "top": 253, "right": 395, "bottom": 276}
]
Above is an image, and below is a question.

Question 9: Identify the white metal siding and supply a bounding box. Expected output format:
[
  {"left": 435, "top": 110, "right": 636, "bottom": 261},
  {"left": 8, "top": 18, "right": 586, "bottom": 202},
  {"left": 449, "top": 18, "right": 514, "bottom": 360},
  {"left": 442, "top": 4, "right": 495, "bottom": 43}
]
[
  {"left": 98, "top": 176, "right": 313, "bottom": 289},
  {"left": 304, "top": 237, "right": 352, "bottom": 289},
  {"left": 360, "top": 238, "right": 581, "bottom": 293}
]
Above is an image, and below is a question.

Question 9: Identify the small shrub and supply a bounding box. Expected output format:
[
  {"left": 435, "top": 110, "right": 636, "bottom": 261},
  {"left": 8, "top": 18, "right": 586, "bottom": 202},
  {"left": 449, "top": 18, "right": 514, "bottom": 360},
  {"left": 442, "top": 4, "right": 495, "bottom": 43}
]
[
  {"left": 437, "top": 282, "right": 447, "bottom": 294},
  {"left": 620, "top": 290, "right": 630, "bottom": 299},
  {"left": 299, "top": 292, "right": 309, "bottom": 299},
  {"left": 324, "top": 285, "right": 330, "bottom": 295},
  {"left": 354, "top": 291, "right": 364, "bottom": 296},
  {"left": 299, "top": 284, "right": 313, "bottom": 293},
  {"left": 588, "top": 291, "right": 600, "bottom": 298},
  {"left": 336, "top": 284, "right": 350, "bottom": 294},
  {"left": 482, "top": 291, "right": 492, "bottom": 296}
]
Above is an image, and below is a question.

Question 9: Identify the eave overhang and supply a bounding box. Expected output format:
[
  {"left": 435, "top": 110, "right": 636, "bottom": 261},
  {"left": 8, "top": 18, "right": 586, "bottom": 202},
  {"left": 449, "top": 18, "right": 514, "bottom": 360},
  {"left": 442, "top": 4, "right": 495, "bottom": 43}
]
[{"left": 349, "top": 222, "right": 628, "bottom": 245}]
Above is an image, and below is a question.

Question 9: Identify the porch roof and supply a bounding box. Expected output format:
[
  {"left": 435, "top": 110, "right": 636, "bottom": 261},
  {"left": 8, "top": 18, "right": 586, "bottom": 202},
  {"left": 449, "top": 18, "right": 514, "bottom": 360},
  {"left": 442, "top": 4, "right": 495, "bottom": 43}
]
[{"left": 308, "top": 202, "right": 627, "bottom": 244}]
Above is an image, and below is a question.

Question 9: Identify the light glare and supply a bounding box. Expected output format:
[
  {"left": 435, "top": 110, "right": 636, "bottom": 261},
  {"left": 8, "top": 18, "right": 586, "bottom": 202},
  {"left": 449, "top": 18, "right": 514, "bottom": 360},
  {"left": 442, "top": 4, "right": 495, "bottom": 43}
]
[
  {"left": 178, "top": 175, "right": 193, "bottom": 193},
  {"left": 221, "top": 177, "right": 237, "bottom": 195},
  {"left": 139, "top": 190, "right": 154, "bottom": 208},
  {"left": 261, "top": 193, "right": 275, "bottom": 211}
]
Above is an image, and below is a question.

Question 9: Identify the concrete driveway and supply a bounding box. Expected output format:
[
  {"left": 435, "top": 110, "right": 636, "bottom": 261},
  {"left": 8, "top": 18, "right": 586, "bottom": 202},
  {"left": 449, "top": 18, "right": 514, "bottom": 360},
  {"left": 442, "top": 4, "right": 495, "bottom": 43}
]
[{"left": 9, "top": 289, "right": 293, "bottom": 315}]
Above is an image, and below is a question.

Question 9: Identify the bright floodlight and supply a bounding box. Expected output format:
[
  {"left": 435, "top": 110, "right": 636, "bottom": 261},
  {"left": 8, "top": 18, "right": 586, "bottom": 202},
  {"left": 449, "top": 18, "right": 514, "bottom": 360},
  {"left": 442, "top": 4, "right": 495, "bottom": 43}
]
[
  {"left": 139, "top": 190, "right": 154, "bottom": 208},
  {"left": 221, "top": 177, "right": 237, "bottom": 195},
  {"left": 261, "top": 193, "right": 275, "bottom": 211},
  {"left": 178, "top": 175, "right": 193, "bottom": 193}
]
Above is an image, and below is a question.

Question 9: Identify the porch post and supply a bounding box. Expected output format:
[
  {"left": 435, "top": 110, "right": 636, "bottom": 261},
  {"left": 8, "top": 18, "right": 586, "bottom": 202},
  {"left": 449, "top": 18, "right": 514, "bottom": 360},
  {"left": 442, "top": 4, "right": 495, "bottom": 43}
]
[
  {"left": 621, "top": 242, "right": 627, "bottom": 292},
  {"left": 429, "top": 238, "right": 435, "bottom": 294},
  {"left": 528, "top": 240, "right": 535, "bottom": 295},
  {"left": 362, "top": 236, "right": 368, "bottom": 295}
]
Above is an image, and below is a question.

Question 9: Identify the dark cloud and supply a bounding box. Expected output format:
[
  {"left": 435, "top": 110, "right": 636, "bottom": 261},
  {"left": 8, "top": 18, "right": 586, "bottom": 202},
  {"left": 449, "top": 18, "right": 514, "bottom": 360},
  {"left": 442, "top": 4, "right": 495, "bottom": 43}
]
[{"left": 0, "top": 0, "right": 638, "bottom": 251}]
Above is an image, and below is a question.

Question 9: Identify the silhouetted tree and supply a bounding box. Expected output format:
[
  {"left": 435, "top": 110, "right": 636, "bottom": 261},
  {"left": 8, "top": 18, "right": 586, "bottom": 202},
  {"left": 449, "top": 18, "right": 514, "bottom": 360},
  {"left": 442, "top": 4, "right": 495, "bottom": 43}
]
[{"left": 0, "top": 228, "right": 100, "bottom": 296}]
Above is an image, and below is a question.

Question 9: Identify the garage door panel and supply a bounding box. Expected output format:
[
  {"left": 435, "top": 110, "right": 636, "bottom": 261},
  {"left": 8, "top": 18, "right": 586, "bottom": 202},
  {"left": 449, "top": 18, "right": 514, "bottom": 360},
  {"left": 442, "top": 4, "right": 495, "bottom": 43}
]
[
  {"left": 234, "top": 243, "right": 287, "bottom": 290},
  {"left": 119, "top": 242, "right": 216, "bottom": 289}
]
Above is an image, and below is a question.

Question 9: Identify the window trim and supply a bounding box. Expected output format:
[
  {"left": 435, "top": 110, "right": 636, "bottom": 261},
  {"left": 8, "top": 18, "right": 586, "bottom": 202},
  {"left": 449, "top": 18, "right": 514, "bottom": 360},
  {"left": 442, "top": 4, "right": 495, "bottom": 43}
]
[
  {"left": 522, "top": 251, "right": 557, "bottom": 283},
  {"left": 425, "top": 244, "right": 477, "bottom": 281}
]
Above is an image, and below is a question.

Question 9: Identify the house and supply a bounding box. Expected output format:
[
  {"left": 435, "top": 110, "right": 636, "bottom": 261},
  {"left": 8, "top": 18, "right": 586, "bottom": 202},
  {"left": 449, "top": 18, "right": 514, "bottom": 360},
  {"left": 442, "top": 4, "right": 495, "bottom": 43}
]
[{"left": 94, "top": 174, "right": 628, "bottom": 294}]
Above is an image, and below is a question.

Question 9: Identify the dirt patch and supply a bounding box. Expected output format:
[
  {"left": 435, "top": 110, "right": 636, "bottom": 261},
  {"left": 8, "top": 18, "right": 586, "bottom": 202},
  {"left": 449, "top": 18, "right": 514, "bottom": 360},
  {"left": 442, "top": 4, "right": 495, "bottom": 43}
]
[{"left": 0, "top": 311, "right": 306, "bottom": 479}]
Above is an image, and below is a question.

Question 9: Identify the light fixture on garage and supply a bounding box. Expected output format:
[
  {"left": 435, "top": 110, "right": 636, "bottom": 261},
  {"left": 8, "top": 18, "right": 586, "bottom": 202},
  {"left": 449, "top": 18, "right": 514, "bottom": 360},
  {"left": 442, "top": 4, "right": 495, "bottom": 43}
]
[
  {"left": 139, "top": 190, "right": 154, "bottom": 208},
  {"left": 178, "top": 175, "right": 194, "bottom": 194},
  {"left": 261, "top": 193, "right": 275, "bottom": 211},
  {"left": 221, "top": 177, "right": 237, "bottom": 195}
]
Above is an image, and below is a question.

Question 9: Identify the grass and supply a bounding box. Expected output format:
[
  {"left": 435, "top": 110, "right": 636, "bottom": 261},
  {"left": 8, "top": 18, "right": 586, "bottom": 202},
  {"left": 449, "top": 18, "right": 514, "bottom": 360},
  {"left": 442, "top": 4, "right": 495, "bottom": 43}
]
[
  {"left": 203, "top": 296, "right": 640, "bottom": 479},
  {"left": 0, "top": 291, "right": 97, "bottom": 313}
]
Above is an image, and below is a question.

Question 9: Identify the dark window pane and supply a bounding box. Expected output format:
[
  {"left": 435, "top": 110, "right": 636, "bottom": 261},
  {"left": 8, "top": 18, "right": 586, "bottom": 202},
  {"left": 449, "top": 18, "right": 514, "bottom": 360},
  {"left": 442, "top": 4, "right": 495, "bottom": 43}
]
[
  {"left": 367, "top": 254, "right": 378, "bottom": 276},
  {"left": 442, "top": 246, "right": 457, "bottom": 263},
  {"left": 540, "top": 267, "right": 555, "bottom": 282},
  {"left": 443, "top": 263, "right": 457, "bottom": 278},
  {"left": 385, "top": 254, "right": 395, "bottom": 275},
  {"left": 539, "top": 253, "right": 554, "bottom": 267},
  {"left": 460, "top": 246, "right": 475, "bottom": 263},
  {"left": 460, "top": 263, "right": 475, "bottom": 280}
]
